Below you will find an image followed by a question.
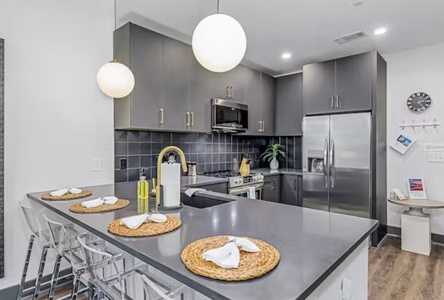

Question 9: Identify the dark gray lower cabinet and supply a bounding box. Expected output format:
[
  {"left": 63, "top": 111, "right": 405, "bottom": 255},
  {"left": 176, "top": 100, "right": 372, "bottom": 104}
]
[
  {"left": 262, "top": 175, "right": 281, "bottom": 203},
  {"left": 282, "top": 175, "right": 302, "bottom": 206}
]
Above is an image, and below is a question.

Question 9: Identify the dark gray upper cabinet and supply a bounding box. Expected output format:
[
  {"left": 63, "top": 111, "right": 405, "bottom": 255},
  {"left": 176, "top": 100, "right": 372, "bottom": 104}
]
[
  {"left": 114, "top": 23, "right": 165, "bottom": 130},
  {"left": 262, "top": 174, "right": 281, "bottom": 203},
  {"left": 261, "top": 73, "right": 276, "bottom": 136},
  {"left": 275, "top": 73, "right": 303, "bottom": 136},
  {"left": 281, "top": 174, "right": 302, "bottom": 206},
  {"left": 244, "top": 72, "right": 275, "bottom": 136},
  {"left": 163, "top": 37, "right": 191, "bottom": 131},
  {"left": 336, "top": 52, "right": 373, "bottom": 112},
  {"left": 114, "top": 22, "right": 277, "bottom": 133},
  {"left": 303, "top": 60, "right": 336, "bottom": 115},
  {"left": 303, "top": 51, "right": 374, "bottom": 115}
]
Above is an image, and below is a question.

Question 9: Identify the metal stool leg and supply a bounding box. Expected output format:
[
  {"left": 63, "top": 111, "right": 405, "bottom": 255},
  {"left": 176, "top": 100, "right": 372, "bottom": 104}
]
[
  {"left": 17, "top": 235, "right": 35, "bottom": 300},
  {"left": 71, "top": 269, "right": 84, "bottom": 300},
  {"left": 48, "top": 254, "right": 62, "bottom": 300},
  {"left": 32, "top": 244, "right": 49, "bottom": 300}
]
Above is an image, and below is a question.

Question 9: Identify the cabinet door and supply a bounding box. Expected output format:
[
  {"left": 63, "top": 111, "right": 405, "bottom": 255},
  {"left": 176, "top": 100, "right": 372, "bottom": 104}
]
[
  {"left": 336, "top": 52, "right": 373, "bottom": 112},
  {"left": 303, "top": 60, "right": 336, "bottom": 115},
  {"left": 282, "top": 175, "right": 302, "bottom": 206},
  {"left": 244, "top": 70, "right": 262, "bottom": 134},
  {"left": 261, "top": 73, "right": 275, "bottom": 136},
  {"left": 163, "top": 37, "right": 191, "bottom": 131},
  {"left": 128, "top": 24, "right": 164, "bottom": 129},
  {"left": 190, "top": 56, "right": 217, "bottom": 132},
  {"left": 275, "top": 73, "right": 303, "bottom": 136},
  {"left": 262, "top": 175, "right": 281, "bottom": 203}
]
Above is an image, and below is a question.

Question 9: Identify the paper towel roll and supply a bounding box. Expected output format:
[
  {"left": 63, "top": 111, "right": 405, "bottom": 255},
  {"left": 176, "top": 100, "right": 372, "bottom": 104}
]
[{"left": 161, "top": 163, "right": 181, "bottom": 208}]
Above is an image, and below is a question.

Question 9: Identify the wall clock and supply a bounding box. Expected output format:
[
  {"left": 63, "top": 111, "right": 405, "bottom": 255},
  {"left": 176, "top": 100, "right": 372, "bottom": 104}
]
[{"left": 407, "top": 92, "right": 432, "bottom": 113}]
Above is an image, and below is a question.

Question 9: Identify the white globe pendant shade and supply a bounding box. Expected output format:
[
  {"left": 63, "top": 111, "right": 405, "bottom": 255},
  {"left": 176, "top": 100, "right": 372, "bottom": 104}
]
[
  {"left": 97, "top": 60, "right": 135, "bottom": 98},
  {"left": 192, "top": 14, "right": 247, "bottom": 73}
]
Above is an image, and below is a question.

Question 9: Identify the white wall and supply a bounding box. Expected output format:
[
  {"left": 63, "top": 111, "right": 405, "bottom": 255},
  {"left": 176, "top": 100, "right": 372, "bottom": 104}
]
[
  {"left": 384, "top": 42, "right": 444, "bottom": 234},
  {"left": 0, "top": 0, "right": 114, "bottom": 288}
]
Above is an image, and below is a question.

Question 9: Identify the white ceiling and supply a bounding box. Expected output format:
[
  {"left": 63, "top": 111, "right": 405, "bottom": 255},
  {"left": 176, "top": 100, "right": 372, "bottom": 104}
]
[{"left": 117, "top": 0, "right": 444, "bottom": 77}]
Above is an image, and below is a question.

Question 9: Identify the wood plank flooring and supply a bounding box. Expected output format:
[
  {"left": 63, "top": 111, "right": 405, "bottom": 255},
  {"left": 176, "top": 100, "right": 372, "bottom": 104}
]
[{"left": 369, "top": 236, "right": 444, "bottom": 300}]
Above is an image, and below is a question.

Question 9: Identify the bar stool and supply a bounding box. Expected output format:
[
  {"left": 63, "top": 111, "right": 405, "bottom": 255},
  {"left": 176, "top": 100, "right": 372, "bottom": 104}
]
[
  {"left": 77, "top": 235, "right": 188, "bottom": 300},
  {"left": 18, "top": 202, "right": 69, "bottom": 300},
  {"left": 44, "top": 215, "right": 95, "bottom": 300}
]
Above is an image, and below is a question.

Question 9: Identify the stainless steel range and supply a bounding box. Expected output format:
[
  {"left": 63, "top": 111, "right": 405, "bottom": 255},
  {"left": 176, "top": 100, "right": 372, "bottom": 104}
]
[{"left": 204, "top": 171, "right": 264, "bottom": 199}]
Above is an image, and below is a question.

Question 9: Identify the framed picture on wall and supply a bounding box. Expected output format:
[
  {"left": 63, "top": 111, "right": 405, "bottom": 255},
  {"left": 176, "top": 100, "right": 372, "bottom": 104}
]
[{"left": 407, "top": 178, "right": 427, "bottom": 200}]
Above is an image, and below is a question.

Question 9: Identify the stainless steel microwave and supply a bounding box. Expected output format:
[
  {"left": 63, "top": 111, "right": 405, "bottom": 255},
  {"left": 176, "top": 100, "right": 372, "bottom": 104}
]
[{"left": 211, "top": 98, "right": 248, "bottom": 132}]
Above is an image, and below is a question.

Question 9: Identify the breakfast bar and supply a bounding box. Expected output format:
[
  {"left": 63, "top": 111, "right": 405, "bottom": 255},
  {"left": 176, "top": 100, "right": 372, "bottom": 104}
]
[{"left": 27, "top": 182, "right": 377, "bottom": 300}]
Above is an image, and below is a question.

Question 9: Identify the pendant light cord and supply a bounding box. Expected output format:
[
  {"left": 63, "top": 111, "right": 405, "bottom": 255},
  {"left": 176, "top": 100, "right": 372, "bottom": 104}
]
[
  {"left": 113, "top": 0, "right": 117, "bottom": 61},
  {"left": 217, "top": 0, "right": 220, "bottom": 13}
]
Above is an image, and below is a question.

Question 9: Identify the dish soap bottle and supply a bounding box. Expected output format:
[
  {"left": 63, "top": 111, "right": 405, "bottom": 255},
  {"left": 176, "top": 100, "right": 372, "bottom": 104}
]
[{"left": 137, "top": 169, "right": 149, "bottom": 213}]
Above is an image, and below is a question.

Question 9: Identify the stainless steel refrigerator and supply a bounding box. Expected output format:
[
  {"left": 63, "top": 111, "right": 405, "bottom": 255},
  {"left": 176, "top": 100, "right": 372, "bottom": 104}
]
[{"left": 303, "top": 113, "right": 371, "bottom": 218}]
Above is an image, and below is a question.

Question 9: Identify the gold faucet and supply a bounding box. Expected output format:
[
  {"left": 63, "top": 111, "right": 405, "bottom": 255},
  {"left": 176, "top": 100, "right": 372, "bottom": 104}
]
[{"left": 156, "top": 146, "right": 188, "bottom": 208}]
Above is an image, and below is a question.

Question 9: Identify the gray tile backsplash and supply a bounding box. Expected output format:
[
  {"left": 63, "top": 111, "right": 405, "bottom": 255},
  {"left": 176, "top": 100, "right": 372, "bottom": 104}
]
[{"left": 114, "top": 130, "right": 302, "bottom": 183}]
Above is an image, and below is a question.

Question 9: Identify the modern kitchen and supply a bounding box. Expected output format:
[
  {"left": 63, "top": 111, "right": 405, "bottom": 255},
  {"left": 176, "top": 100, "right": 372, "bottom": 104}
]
[{"left": 1, "top": 0, "right": 444, "bottom": 299}]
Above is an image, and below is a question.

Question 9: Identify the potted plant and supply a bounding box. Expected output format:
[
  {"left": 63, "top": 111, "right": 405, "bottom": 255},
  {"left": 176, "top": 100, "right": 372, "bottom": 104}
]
[{"left": 261, "top": 144, "right": 286, "bottom": 170}]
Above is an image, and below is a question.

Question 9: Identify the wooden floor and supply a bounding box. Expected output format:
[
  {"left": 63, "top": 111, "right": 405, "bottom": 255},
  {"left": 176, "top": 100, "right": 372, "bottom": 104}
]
[{"left": 369, "top": 236, "right": 444, "bottom": 300}]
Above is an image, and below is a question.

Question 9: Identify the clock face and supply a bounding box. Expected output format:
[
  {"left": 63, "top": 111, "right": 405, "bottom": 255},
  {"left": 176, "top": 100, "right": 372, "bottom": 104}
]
[{"left": 407, "top": 92, "right": 432, "bottom": 113}]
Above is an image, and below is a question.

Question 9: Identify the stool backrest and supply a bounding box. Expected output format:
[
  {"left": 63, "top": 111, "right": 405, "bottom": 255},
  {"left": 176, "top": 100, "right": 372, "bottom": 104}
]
[
  {"left": 77, "top": 236, "right": 125, "bottom": 300},
  {"left": 19, "top": 202, "right": 45, "bottom": 237}
]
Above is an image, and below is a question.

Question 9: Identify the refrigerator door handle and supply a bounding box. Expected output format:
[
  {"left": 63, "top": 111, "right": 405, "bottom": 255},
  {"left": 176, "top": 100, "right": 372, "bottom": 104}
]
[
  {"left": 323, "top": 139, "right": 328, "bottom": 188},
  {"left": 330, "top": 139, "right": 335, "bottom": 188}
]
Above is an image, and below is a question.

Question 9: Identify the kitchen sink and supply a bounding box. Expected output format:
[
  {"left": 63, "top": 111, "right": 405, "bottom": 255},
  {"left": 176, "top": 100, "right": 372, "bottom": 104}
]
[{"left": 181, "top": 195, "right": 233, "bottom": 209}]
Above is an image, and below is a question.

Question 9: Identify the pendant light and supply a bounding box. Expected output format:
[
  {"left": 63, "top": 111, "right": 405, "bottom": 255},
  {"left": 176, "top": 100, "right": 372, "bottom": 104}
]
[
  {"left": 192, "top": 0, "right": 247, "bottom": 73},
  {"left": 97, "top": 0, "right": 135, "bottom": 98}
]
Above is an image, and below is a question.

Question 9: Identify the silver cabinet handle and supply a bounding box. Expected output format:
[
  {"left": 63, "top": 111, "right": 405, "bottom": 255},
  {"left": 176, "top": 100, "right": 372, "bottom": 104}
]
[
  {"left": 323, "top": 139, "right": 328, "bottom": 188},
  {"left": 258, "top": 121, "right": 262, "bottom": 132},
  {"left": 226, "top": 86, "right": 230, "bottom": 99},
  {"left": 159, "top": 108, "right": 164, "bottom": 125},
  {"left": 262, "top": 121, "right": 265, "bottom": 132},
  {"left": 330, "top": 139, "right": 335, "bottom": 188},
  {"left": 191, "top": 112, "right": 195, "bottom": 126},
  {"left": 272, "top": 179, "right": 276, "bottom": 190},
  {"left": 335, "top": 95, "right": 339, "bottom": 108},
  {"left": 331, "top": 95, "right": 335, "bottom": 108},
  {"left": 186, "top": 112, "right": 190, "bottom": 127},
  {"left": 230, "top": 86, "right": 234, "bottom": 99}
]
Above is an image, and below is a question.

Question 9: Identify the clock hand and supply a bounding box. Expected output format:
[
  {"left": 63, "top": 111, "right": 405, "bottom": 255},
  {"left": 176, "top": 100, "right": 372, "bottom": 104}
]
[{"left": 419, "top": 101, "right": 425, "bottom": 109}]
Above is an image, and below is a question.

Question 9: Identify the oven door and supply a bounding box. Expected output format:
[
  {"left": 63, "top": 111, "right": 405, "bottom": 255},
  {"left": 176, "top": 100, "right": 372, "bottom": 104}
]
[
  {"left": 212, "top": 98, "right": 248, "bottom": 131},
  {"left": 229, "top": 184, "right": 264, "bottom": 199}
]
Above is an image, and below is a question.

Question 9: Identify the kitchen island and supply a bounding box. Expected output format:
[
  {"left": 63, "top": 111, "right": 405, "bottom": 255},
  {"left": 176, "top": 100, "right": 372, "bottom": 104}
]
[{"left": 27, "top": 182, "right": 378, "bottom": 300}]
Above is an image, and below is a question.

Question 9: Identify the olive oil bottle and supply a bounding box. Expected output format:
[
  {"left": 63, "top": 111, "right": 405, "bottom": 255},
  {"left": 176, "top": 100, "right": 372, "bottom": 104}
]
[{"left": 137, "top": 169, "right": 149, "bottom": 213}]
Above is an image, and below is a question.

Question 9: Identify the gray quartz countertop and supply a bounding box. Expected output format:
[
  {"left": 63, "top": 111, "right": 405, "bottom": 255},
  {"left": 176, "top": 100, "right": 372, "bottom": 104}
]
[
  {"left": 27, "top": 183, "right": 377, "bottom": 300},
  {"left": 181, "top": 175, "right": 228, "bottom": 187},
  {"left": 251, "top": 168, "right": 303, "bottom": 176}
]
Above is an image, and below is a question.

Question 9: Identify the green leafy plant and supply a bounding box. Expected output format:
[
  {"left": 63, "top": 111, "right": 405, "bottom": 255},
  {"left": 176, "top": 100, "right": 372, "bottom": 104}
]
[{"left": 260, "top": 144, "right": 286, "bottom": 162}]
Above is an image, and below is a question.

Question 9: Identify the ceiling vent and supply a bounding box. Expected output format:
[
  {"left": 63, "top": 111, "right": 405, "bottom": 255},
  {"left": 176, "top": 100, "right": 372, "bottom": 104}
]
[{"left": 334, "top": 31, "right": 368, "bottom": 44}]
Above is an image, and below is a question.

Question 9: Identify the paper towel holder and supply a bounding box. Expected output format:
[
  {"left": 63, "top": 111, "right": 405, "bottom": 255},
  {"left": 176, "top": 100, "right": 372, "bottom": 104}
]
[{"left": 158, "top": 185, "right": 183, "bottom": 211}]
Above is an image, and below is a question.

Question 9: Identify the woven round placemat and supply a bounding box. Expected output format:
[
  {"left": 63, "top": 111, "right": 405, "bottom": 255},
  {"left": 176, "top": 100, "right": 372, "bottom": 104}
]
[
  {"left": 108, "top": 215, "right": 181, "bottom": 237},
  {"left": 41, "top": 190, "right": 93, "bottom": 201},
  {"left": 68, "top": 199, "right": 130, "bottom": 214},
  {"left": 181, "top": 236, "right": 280, "bottom": 281}
]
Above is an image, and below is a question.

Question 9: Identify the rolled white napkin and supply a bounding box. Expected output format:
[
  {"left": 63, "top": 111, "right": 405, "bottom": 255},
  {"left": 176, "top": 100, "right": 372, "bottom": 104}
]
[
  {"left": 147, "top": 214, "right": 167, "bottom": 223},
  {"left": 120, "top": 214, "right": 148, "bottom": 230},
  {"left": 50, "top": 188, "right": 69, "bottom": 197},
  {"left": 81, "top": 198, "right": 104, "bottom": 208},
  {"left": 103, "top": 196, "right": 118, "bottom": 205},
  {"left": 69, "top": 188, "right": 82, "bottom": 194},
  {"left": 184, "top": 188, "right": 207, "bottom": 197},
  {"left": 203, "top": 242, "right": 240, "bottom": 268},
  {"left": 202, "top": 236, "right": 261, "bottom": 269},
  {"left": 228, "top": 236, "right": 261, "bottom": 252}
]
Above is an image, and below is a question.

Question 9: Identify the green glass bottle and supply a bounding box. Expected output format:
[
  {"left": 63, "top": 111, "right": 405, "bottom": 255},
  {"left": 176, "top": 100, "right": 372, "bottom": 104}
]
[{"left": 137, "top": 169, "right": 149, "bottom": 213}]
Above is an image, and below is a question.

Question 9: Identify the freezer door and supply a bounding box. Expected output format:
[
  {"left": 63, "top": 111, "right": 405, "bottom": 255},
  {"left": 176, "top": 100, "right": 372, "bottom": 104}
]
[
  {"left": 329, "top": 113, "right": 371, "bottom": 218},
  {"left": 302, "top": 116, "right": 330, "bottom": 211}
]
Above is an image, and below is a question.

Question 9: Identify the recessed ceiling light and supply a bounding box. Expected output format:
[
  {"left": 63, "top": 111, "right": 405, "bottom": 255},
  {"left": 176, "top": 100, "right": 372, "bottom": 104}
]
[
  {"left": 373, "top": 27, "right": 387, "bottom": 35},
  {"left": 282, "top": 53, "right": 292, "bottom": 59}
]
